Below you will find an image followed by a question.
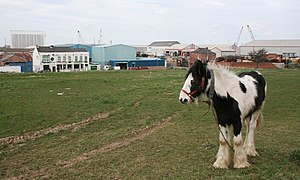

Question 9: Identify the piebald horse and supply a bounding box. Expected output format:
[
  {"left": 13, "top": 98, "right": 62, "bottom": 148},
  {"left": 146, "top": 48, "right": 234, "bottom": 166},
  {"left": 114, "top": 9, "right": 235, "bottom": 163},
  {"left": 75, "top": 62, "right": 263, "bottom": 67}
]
[{"left": 179, "top": 60, "right": 266, "bottom": 168}]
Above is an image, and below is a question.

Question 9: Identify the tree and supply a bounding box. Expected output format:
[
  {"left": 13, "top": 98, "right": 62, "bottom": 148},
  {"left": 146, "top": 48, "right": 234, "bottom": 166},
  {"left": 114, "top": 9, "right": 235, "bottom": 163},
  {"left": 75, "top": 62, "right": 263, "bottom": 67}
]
[{"left": 248, "top": 48, "right": 268, "bottom": 68}]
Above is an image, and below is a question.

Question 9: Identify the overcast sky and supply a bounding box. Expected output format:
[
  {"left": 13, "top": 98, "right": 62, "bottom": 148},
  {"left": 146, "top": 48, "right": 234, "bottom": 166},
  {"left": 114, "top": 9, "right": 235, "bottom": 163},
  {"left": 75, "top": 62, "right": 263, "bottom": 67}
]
[{"left": 1, "top": 0, "right": 299, "bottom": 46}]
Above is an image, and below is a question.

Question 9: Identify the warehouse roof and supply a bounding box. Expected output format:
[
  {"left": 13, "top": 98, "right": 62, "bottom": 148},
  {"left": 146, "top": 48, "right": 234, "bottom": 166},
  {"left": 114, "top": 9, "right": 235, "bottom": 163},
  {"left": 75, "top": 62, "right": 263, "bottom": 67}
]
[
  {"left": 0, "top": 54, "right": 31, "bottom": 63},
  {"left": 241, "top": 40, "right": 300, "bottom": 47},
  {"left": 94, "top": 44, "right": 135, "bottom": 48},
  {"left": 167, "top": 43, "right": 198, "bottom": 50},
  {"left": 149, "top": 41, "right": 180, "bottom": 47},
  {"left": 0, "top": 48, "right": 33, "bottom": 53},
  {"left": 197, "top": 44, "right": 234, "bottom": 50},
  {"left": 37, "top": 46, "right": 87, "bottom": 52},
  {"left": 211, "top": 46, "right": 235, "bottom": 52}
]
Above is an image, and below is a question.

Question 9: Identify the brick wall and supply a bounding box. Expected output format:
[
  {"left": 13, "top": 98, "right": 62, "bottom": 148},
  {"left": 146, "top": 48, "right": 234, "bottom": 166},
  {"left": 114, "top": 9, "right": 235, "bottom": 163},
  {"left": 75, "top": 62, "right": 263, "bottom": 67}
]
[{"left": 216, "top": 62, "right": 277, "bottom": 69}]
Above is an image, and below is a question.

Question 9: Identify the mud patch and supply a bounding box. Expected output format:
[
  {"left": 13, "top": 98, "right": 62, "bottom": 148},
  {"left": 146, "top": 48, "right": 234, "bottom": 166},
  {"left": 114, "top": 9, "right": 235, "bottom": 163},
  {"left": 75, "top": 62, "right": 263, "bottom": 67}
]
[
  {"left": 60, "top": 113, "right": 179, "bottom": 168},
  {"left": 0, "top": 112, "right": 110, "bottom": 145}
]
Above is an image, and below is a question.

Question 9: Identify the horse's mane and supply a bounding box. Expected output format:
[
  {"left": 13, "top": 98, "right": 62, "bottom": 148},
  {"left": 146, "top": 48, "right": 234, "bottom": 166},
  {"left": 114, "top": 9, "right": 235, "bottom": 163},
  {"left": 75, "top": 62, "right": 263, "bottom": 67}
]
[
  {"left": 186, "top": 62, "right": 238, "bottom": 81},
  {"left": 207, "top": 63, "right": 238, "bottom": 80}
]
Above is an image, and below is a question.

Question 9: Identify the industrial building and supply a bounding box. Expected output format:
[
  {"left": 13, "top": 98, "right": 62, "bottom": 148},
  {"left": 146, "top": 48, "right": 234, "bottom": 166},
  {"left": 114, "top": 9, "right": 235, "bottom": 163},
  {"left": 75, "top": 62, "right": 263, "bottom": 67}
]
[
  {"left": 32, "top": 46, "right": 89, "bottom": 72},
  {"left": 0, "top": 53, "right": 32, "bottom": 72},
  {"left": 239, "top": 40, "right": 300, "bottom": 57},
  {"left": 92, "top": 44, "right": 136, "bottom": 66},
  {"left": 110, "top": 58, "right": 166, "bottom": 70},
  {"left": 10, "top": 30, "right": 45, "bottom": 48},
  {"left": 0, "top": 48, "right": 33, "bottom": 73}
]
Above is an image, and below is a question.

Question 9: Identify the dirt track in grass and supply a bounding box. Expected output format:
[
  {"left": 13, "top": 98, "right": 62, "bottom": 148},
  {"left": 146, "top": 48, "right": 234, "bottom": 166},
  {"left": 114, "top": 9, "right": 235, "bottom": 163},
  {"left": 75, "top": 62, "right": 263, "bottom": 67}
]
[
  {"left": 60, "top": 113, "right": 179, "bottom": 168},
  {"left": 0, "top": 112, "right": 110, "bottom": 145}
]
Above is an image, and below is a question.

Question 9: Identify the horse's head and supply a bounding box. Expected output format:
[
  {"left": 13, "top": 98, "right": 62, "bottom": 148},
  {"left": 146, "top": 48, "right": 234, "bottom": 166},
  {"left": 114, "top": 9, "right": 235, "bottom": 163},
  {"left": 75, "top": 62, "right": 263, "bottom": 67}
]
[{"left": 179, "top": 60, "right": 209, "bottom": 104}]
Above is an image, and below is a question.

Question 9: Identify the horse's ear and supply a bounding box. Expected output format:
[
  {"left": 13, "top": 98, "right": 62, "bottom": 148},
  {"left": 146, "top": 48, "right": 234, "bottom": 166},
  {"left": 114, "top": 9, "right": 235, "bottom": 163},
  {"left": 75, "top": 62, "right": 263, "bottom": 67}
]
[{"left": 194, "top": 60, "right": 203, "bottom": 76}]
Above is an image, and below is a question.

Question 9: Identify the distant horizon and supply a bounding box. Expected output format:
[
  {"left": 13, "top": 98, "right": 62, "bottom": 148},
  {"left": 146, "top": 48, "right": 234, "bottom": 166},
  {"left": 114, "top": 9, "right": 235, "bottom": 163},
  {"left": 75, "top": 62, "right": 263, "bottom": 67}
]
[{"left": 4, "top": 34, "right": 300, "bottom": 48}]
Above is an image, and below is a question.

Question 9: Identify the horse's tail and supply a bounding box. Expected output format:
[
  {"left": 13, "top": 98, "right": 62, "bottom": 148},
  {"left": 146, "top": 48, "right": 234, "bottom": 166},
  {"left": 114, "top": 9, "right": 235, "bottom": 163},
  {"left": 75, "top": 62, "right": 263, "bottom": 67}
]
[{"left": 256, "top": 111, "right": 263, "bottom": 128}]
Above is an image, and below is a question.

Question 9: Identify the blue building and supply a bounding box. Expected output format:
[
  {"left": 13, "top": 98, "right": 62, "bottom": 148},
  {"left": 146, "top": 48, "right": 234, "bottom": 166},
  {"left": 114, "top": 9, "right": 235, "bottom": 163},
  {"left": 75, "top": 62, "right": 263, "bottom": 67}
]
[
  {"left": 70, "top": 44, "right": 93, "bottom": 61},
  {"left": 110, "top": 58, "right": 166, "bottom": 70},
  {"left": 92, "top": 44, "right": 136, "bottom": 66},
  {"left": 8, "top": 62, "right": 32, "bottom": 72}
]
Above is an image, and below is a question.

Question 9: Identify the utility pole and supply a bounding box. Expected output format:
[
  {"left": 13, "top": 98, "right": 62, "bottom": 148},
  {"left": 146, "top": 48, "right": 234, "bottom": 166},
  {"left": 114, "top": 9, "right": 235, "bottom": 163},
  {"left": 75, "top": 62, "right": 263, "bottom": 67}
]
[{"left": 98, "top": 29, "right": 103, "bottom": 44}]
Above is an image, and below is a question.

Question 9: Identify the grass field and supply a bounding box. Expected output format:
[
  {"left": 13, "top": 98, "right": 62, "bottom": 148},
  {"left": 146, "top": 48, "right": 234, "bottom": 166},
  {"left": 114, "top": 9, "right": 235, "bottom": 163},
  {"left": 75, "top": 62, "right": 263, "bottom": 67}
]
[{"left": 0, "top": 68, "right": 299, "bottom": 179}]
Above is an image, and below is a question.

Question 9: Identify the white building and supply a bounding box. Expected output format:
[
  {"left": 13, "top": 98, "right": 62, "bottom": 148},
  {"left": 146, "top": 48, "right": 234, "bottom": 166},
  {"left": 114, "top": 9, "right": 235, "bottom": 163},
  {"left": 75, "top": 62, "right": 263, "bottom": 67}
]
[
  {"left": 165, "top": 44, "right": 199, "bottom": 57},
  {"left": 211, "top": 46, "right": 236, "bottom": 57},
  {"left": 10, "top": 30, "right": 45, "bottom": 48},
  {"left": 32, "top": 46, "right": 89, "bottom": 72},
  {"left": 239, "top": 40, "right": 300, "bottom": 57},
  {"left": 146, "top": 41, "right": 180, "bottom": 56}
]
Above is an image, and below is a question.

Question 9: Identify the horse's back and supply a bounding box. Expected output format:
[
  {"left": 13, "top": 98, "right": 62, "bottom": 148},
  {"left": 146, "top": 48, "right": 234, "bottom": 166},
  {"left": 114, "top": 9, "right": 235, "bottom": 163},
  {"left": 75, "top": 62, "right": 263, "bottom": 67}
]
[{"left": 238, "top": 71, "right": 266, "bottom": 114}]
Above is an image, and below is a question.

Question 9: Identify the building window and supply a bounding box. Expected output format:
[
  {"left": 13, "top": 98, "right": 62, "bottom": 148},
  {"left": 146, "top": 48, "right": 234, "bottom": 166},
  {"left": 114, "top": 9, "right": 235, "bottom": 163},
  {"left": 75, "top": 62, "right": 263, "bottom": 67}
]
[
  {"left": 42, "top": 55, "right": 50, "bottom": 63},
  {"left": 74, "top": 64, "right": 80, "bottom": 69},
  {"left": 75, "top": 56, "right": 78, "bottom": 62},
  {"left": 63, "top": 56, "right": 66, "bottom": 62},
  {"left": 84, "top": 56, "right": 88, "bottom": 63},
  {"left": 57, "top": 56, "right": 61, "bottom": 62},
  {"left": 80, "top": 56, "right": 83, "bottom": 62},
  {"left": 68, "top": 56, "right": 71, "bottom": 63}
]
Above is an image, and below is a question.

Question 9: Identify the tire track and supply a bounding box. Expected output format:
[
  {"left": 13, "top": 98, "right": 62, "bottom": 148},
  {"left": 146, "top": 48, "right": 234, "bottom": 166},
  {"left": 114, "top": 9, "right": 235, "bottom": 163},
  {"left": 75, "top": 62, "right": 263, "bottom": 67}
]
[
  {"left": 0, "top": 112, "right": 110, "bottom": 145},
  {"left": 60, "top": 113, "right": 179, "bottom": 168}
]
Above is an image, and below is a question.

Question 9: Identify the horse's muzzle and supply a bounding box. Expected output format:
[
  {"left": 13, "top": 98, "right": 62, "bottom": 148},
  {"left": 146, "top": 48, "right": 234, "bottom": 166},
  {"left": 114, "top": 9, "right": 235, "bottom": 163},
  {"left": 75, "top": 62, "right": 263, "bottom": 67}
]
[{"left": 180, "top": 98, "right": 188, "bottom": 104}]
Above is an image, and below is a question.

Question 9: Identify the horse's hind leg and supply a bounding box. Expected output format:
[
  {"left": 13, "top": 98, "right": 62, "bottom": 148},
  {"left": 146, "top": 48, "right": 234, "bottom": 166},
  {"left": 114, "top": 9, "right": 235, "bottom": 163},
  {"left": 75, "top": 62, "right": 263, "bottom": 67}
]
[{"left": 243, "top": 110, "right": 262, "bottom": 156}]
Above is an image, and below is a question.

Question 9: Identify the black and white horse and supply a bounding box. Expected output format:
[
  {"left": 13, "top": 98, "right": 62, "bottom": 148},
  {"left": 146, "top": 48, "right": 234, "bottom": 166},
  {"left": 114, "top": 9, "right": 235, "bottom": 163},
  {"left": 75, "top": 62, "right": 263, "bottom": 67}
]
[{"left": 179, "top": 60, "right": 266, "bottom": 168}]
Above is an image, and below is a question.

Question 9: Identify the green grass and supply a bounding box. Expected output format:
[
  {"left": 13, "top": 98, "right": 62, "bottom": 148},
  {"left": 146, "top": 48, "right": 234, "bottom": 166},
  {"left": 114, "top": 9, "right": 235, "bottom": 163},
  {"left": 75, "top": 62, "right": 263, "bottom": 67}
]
[{"left": 0, "top": 69, "right": 299, "bottom": 179}]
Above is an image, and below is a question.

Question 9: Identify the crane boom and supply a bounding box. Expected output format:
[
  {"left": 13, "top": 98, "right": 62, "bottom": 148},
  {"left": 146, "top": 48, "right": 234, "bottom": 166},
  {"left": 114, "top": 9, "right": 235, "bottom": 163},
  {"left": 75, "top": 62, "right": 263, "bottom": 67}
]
[
  {"left": 246, "top": 25, "right": 255, "bottom": 41},
  {"left": 234, "top": 26, "right": 243, "bottom": 46}
]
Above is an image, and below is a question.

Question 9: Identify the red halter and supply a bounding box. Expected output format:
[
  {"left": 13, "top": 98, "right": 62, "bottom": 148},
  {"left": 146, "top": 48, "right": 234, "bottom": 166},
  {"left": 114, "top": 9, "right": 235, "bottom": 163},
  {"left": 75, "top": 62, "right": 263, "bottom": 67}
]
[{"left": 181, "top": 77, "right": 206, "bottom": 102}]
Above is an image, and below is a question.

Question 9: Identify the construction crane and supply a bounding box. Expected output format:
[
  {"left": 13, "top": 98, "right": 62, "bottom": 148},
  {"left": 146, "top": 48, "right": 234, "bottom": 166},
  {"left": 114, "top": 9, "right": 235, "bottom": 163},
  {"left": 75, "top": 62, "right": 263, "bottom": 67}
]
[
  {"left": 77, "top": 31, "right": 84, "bottom": 44},
  {"left": 234, "top": 26, "right": 244, "bottom": 46},
  {"left": 246, "top": 25, "right": 255, "bottom": 41}
]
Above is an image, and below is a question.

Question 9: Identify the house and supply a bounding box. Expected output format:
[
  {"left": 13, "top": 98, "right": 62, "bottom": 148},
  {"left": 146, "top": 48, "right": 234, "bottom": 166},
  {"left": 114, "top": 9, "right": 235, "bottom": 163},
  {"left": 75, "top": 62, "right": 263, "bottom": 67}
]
[
  {"left": 189, "top": 48, "right": 216, "bottom": 66},
  {"left": 92, "top": 44, "right": 136, "bottom": 66},
  {"left": 32, "top": 46, "right": 89, "bottom": 72},
  {"left": 56, "top": 44, "right": 97, "bottom": 62},
  {"left": 146, "top": 41, "right": 180, "bottom": 56}
]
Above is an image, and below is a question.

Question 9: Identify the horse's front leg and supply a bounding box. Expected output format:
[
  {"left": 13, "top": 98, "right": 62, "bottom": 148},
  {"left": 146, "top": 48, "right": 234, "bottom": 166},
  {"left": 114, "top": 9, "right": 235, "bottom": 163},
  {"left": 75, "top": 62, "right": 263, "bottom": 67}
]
[{"left": 213, "top": 125, "right": 231, "bottom": 169}]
